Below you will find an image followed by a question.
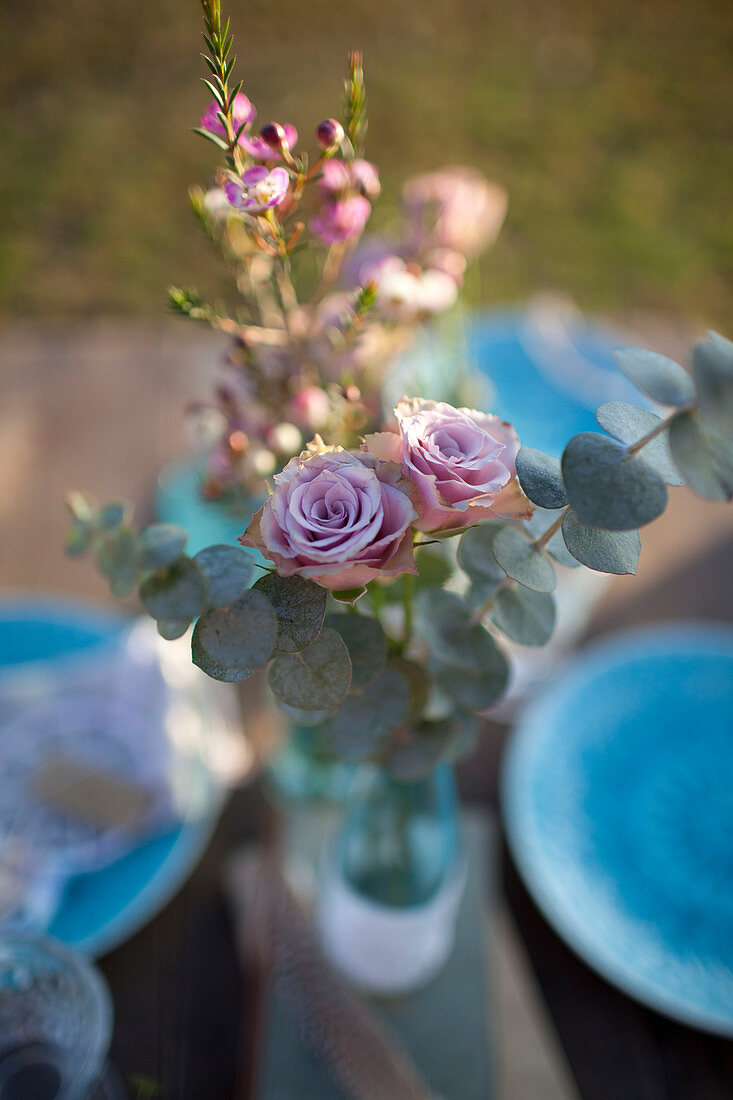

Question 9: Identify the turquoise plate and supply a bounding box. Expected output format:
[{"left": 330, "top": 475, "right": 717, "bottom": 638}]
[
  {"left": 503, "top": 623, "right": 733, "bottom": 1035},
  {"left": 0, "top": 597, "right": 224, "bottom": 959}
]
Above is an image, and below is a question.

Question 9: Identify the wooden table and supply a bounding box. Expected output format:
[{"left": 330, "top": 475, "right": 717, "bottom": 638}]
[{"left": 2, "top": 320, "right": 733, "bottom": 1098}]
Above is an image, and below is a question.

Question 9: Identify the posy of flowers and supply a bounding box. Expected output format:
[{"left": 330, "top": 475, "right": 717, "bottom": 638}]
[
  {"left": 68, "top": 0, "right": 732, "bottom": 775},
  {"left": 69, "top": 340, "right": 733, "bottom": 776},
  {"left": 169, "top": 0, "right": 507, "bottom": 501}
]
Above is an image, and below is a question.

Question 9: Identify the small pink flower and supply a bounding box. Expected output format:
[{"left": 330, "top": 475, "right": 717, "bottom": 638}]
[
  {"left": 365, "top": 398, "right": 532, "bottom": 533},
  {"left": 224, "top": 166, "right": 290, "bottom": 214},
  {"left": 287, "top": 386, "right": 331, "bottom": 433},
  {"left": 368, "top": 257, "right": 458, "bottom": 320},
  {"left": 239, "top": 447, "right": 417, "bottom": 590},
  {"left": 318, "top": 159, "right": 380, "bottom": 200},
  {"left": 240, "top": 123, "right": 298, "bottom": 160},
  {"left": 318, "top": 159, "right": 352, "bottom": 194},
  {"left": 310, "top": 196, "right": 371, "bottom": 244},
  {"left": 350, "top": 159, "right": 381, "bottom": 200},
  {"left": 403, "top": 167, "right": 508, "bottom": 259},
  {"left": 200, "top": 93, "right": 256, "bottom": 138}
]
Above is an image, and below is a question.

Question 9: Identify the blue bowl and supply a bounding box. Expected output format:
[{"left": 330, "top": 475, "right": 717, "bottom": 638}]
[{"left": 503, "top": 623, "right": 733, "bottom": 1034}]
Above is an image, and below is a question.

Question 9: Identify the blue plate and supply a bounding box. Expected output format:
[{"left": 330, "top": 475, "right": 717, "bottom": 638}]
[
  {"left": 467, "top": 309, "right": 649, "bottom": 458},
  {"left": 503, "top": 624, "right": 733, "bottom": 1034},
  {"left": 384, "top": 307, "right": 651, "bottom": 459},
  {"left": 0, "top": 597, "right": 223, "bottom": 958}
]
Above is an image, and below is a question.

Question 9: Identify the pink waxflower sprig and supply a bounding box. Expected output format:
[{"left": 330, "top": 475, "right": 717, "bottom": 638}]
[{"left": 171, "top": 0, "right": 509, "bottom": 501}]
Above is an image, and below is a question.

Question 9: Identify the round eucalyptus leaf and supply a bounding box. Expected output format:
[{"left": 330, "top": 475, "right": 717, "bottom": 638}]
[
  {"left": 137, "top": 523, "right": 188, "bottom": 571},
  {"left": 97, "top": 502, "right": 127, "bottom": 531},
  {"left": 330, "top": 586, "right": 367, "bottom": 605},
  {"left": 191, "top": 620, "right": 251, "bottom": 683},
  {"left": 524, "top": 508, "right": 580, "bottom": 569},
  {"left": 276, "top": 701, "right": 334, "bottom": 728},
  {"left": 95, "top": 528, "right": 139, "bottom": 598},
  {"left": 613, "top": 348, "right": 696, "bottom": 406},
  {"left": 65, "top": 520, "right": 93, "bottom": 558},
  {"left": 390, "top": 657, "right": 431, "bottom": 719},
  {"left": 268, "top": 628, "right": 352, "bottom": 711},
  {"left": 414, "top": 548, "right": 453, "bottom": 590},
  {"left": 156, "top": 618, "right": 191, "bottom": 641},
  {"left": 668, "top": 412, "right": 733, "bottom": 502},
  {"left": 492, "top": 525, "right": 556, "bottom": 593},
  {"left": 516, "top": 447, "right": 567, "bottom": 509},
  {"left": 693, "top": 335, "right": 733, "bottom": 436},
  {"left": 436, "top": 645, "right": 509, "bottom": 710},
  {"left": 490, "top": 585, "right": 555, "bottom": 647},
  {"left": 325, "top": 613, "right": 386, "bottom": 690},
  {"left": 457, "top": 522, "right": 506, "bottom": 583},
  {"left": 195, "top": 544, "right": 254, "bottom": 607},
  {"left": 561, "top": 432, "right": 668, "bottom": 531},
  {"left": 254, "top": 573, "right": 327, "bottom": 653},
  {"left": 465, "top": 579, "right": 502, "bottom": 615},
  {"left": 326, "top": 665, "right": 411, "bottom": 760},
  {"left": 197, "top": 589, "right": 277, "bottom": 669},
  {"left": 421, "top": 590, "right": 500, "bottom": 669},
  {"left": 596, "top": 401, "right": 684, "bottom": 486},
  {"left": 562, "top": 509, "right": 641, "bottom": 575},
  {"left": 140, "top": 557, "right": 207, "bottom": 622},
  {"left": 110, "top": 573, "right": 137, "bottom": 600},
  {"left": 385, "top": 720, "right": 453, "bottom": 781}
]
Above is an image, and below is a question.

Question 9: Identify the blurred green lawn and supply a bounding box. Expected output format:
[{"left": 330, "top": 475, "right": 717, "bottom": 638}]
[{"left": 1, "top": 0, "right": 731, "bottom": 323}]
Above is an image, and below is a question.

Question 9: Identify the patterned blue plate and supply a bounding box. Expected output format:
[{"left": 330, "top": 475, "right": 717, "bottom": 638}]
[{"left": 503, "top": 623, "right": 733, "bottom": 1034}]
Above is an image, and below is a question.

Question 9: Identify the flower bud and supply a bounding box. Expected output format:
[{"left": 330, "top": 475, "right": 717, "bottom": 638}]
[
  {"left": 260, "top": 121, "right": 287, "bottom": 151},
  {"left": 253, "top": 448, "right": 277, "bottom": 477},
  {"left": 288, "top": 386, "right": 331, "bottom": 432},
  {"left": 316, "top": 118, "right": 345, "bottom": 153},
  {"left": 267, "top": 422, "right": 303, "bottom": 456}
]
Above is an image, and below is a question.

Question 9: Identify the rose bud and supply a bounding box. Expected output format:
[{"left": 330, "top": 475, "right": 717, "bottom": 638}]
[{"left": 316, "top": 118, "right": 345, "bottom": 153}]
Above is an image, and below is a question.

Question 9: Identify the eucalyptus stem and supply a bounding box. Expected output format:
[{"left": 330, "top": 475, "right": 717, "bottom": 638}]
[
  {"left": 531, "top": 506, "right": 568, "bottom": 552},
  {"left": 626, "top": 410, "right": 683, "bottom": 455},
  {"left": 471, "top": 576, "right": 511, "bottom": 625}
]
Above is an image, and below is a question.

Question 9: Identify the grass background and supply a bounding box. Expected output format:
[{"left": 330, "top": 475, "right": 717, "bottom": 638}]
[{"left": 1, "top": 0, "right": 731, "bottom": 325}]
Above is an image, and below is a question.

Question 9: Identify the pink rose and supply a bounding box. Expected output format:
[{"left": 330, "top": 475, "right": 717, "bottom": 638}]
[
  {"left": 402, "top": 167, "right": 508, "bottom": 259},
  {"left": 366, "top": 398, "right": 532, "bottom": 533},
  {"left": 239, "top": 447, "right": 417, "bottom": 590}
]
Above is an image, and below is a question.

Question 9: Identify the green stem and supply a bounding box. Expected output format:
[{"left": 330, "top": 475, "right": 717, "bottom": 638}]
[
  {"left": 531, "top": 506, "right": 568, "bottom": 552},
  {"left": 626, "top": 410, "right": 684, "bottom": 455},
  {"left": 402, "top": 572, "right": 414, "bottom": 647}
]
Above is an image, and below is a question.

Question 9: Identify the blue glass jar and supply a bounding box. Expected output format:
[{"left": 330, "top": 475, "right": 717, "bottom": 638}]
[{"left": 319, "top": 765, "right": 465, "bottom": 993}]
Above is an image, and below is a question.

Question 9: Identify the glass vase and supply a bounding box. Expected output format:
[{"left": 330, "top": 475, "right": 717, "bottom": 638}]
[{"left": 318, "top": 764, "right": 466, "bottom": 995}]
